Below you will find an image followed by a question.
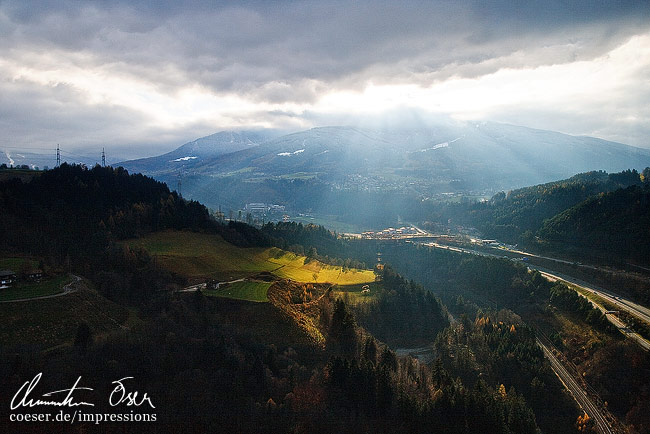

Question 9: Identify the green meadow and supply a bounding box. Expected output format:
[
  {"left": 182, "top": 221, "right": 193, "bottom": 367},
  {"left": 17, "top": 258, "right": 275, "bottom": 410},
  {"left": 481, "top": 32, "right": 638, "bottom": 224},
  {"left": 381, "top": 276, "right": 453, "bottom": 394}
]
[
  {"left": 204, "top": 280, "right": 272, "bottom": 302},
  {"left": 125, "top": 230, "right": 376, "bottom": 285},
  {"left": 332, "top": 281, "right": 384, "bottom": 305}
]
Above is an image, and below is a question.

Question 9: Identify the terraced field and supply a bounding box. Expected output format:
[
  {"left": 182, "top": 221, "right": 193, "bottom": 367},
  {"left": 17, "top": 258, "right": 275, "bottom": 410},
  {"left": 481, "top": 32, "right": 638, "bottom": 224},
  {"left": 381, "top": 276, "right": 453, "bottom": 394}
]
[{"left": 125, "top": 230, "right": 376, "bottom": 285}]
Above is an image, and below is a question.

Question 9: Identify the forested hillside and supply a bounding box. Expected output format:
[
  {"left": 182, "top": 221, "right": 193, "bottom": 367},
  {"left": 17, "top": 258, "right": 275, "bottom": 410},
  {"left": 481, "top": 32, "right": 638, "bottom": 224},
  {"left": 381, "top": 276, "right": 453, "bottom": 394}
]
[
  {"left": 538, "top": 184, "right": 650, "bottom": 264},
  {"left": 0, "top": 164, "right": 270, "bottom": 302},
  {"left": 368, "top": 242, "right": 650, "bottom": 430},
  {"left": 464, "top": 169, "right": 645, "bottom": 244},
  {"left": 0, "top": 164, "right": 267, "bottom": 257},
  {"left": 6, "top": 164, "right": 650, "bottom": 433}
]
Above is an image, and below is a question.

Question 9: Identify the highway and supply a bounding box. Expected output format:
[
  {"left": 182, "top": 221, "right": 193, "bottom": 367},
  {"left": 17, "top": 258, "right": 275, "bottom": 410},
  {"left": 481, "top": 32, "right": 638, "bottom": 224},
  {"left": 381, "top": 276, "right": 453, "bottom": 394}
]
[
  {"left": 414, "top": 238, "right": 650, "bottom": 351},
  {"left": 489, "top": 243, "right": 650, "bottom": 326},
  {"left": 537, "top": 338, "right": 613, "bottom": 434},
  {"left": 408, "top": 232, "right": 632, "bottom": 431},
  {"left": 529, "top": 266, "right": 650, "bottom": 324},
  {"left": 414, "top": 240, "right": 503, "bottom": 259},
  {"left": 533, "top": 268, "right": 650, "bottom": 351}
]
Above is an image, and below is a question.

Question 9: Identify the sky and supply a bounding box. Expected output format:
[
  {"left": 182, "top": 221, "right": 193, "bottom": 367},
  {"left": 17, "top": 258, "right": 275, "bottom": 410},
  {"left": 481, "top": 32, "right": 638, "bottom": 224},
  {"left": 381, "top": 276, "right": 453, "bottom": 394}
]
[{"left": 1, "top": 0, "right": 650, "bottom": 159}]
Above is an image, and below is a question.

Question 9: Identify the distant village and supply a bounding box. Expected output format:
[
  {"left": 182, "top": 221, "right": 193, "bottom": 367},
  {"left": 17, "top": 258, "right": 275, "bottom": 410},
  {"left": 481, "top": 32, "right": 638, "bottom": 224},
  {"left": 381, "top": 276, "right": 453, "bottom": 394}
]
[
  {"left": 360, "top": 226, "right": 427, "bottom": 240},
  {"left": 213, "top": 203, "right": 290, "bottom": 225}
]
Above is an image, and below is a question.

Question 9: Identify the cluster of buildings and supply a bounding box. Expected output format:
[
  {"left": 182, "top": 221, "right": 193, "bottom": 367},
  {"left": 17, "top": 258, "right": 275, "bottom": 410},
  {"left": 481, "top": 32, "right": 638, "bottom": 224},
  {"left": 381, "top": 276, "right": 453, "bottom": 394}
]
[
  {"left": 214, "top": 203, "right": 289, "bottom": 225},
  {"left": 0, "top": 268, "right": 42, "bottom": 289},
  {"left": 361, "top": 226, "right": 422, "bottom": 239},
  {"left": 244, "top": 203, "right": 286, "bottom": 214}
]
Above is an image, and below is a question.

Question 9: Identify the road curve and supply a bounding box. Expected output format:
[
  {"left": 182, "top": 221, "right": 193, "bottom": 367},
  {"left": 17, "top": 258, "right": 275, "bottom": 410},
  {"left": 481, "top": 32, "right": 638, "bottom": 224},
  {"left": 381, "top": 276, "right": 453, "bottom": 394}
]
[
  {"left": 422, "top": 241, "right": 650, "bottom": 329},
  {"left": 537, "top": 338, "right": 613, "bottom": 434},
  {"left": 0, "top": 274, "right": 81, "bottom": 303}
]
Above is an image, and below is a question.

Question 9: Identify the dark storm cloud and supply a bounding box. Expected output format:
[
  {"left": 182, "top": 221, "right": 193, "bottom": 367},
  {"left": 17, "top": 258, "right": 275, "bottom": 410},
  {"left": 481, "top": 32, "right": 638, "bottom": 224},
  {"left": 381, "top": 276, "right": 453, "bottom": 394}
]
[
  {"left": 1, "top": 0, "right": 649, "bottom": 155},
  {"left": 2, "top": 0, "right": 648, "bottom": 101}
]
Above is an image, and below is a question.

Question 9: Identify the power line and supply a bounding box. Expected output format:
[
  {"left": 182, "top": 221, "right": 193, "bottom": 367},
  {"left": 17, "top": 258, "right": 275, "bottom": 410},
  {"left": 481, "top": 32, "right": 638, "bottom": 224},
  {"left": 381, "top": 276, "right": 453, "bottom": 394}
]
[
  {"left": 4, "top": 146, "right": 108, "bottom": 163},
  {"left": 3, "top": 145, "right": 113, "bottom": 169},
  {"left": 59, "top": 149, "right": 100, "bottom": 161}
]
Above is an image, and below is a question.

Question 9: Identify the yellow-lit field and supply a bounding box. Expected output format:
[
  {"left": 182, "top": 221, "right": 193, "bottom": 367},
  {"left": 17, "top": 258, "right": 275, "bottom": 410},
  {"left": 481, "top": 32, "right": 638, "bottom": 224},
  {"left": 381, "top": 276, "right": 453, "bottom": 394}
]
[{"left": 125, "top": 230, "right": 375, "bottom": 285}]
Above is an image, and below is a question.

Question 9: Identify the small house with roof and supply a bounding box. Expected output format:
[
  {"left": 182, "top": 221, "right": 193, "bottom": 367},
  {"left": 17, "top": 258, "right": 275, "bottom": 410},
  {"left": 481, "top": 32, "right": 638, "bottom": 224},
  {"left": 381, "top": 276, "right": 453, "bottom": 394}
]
[{"left": 0, "top": 270, "right": 17, "bottom": 288}]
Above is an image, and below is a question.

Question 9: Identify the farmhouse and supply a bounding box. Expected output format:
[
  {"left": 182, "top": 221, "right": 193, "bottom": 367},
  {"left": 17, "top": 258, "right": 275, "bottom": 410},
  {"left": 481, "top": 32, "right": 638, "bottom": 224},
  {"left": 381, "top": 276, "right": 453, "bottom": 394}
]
[{"left": 0, "top": 270, "right": 17, "bottom": 288}]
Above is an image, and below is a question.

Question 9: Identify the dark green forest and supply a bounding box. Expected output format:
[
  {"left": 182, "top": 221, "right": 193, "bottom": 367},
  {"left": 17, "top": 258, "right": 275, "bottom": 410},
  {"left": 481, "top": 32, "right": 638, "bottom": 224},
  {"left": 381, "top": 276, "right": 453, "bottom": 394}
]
[
  {"left": 464, "top": 170, "right": 641, "bottom": 243},
  {"left": 353, "top": 265, "right": 449, "bottom": 347},
  {"left": 538, "top": 183, "right": 650, "bottom": 264}
]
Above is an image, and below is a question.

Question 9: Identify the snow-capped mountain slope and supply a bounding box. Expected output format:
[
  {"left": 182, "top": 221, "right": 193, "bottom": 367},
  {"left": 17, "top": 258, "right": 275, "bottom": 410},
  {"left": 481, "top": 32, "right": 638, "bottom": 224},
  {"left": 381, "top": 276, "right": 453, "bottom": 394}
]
[
  {"left": 165, "top": 123, "right": 650, "bottom": 189},
  {"left": 117, "top": 121, "right": 650, "bottom": 214},
  {"left": 118, "top": 130, "right": 281, "bottom": 174}
]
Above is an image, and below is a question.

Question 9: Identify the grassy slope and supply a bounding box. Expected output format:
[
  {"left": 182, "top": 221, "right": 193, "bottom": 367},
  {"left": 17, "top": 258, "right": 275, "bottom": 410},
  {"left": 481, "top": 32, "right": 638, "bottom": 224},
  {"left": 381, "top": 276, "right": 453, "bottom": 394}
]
[
  {"left": 125, "top": 230, "right": 375, "bottom": 285},
  {"left": 0, "top": 283, "right": 129, "bottom": 348},
  {"left": 205, "top": 281, "right": 272, "bottom": 302},
  {"left": 0, "top": 257, "right": 70, "bottom": 301},
  {"left": 332, "top": 281, "right": 383, "bottom": 304},
  {"left": 0, "top": 257, "right": 39, "bottom": 270}
]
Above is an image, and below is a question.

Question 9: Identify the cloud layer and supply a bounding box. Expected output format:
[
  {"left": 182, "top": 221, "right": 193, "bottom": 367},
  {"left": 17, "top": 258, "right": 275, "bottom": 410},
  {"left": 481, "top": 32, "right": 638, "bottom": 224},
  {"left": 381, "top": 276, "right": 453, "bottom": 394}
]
[{"left": 1, "top": 0, "right": 649, "bottom": 156}]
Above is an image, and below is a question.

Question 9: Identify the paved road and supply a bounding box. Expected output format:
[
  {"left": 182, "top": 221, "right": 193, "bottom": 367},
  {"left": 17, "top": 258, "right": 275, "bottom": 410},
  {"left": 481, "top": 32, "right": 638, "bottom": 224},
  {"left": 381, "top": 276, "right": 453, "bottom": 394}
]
[
  {"left": 418, "top": 240, "right": 650, "bottom": 350},
  {"left": 489, "top": 244, "right": 650, "bottom": 326},
  {"left": 0, "top": 274, "right": 81, "bottom": 303},
  {"left": 531, "top": 266, "right": 650, "bottom": 324},
  {"left": 537, "top": 338, "right": 614, "bottom": 434},
  {"left": 415, "top": 241, "right": 503, "bottom": 259},
  {"left": 534, "top": 268, "right": 650, "bottom": 351},
  {"left": 412, "top": 234, "right": 627, "bottom": 431},
  {"left": 430, "top": 235, "right": 650, "bottom": 327}
]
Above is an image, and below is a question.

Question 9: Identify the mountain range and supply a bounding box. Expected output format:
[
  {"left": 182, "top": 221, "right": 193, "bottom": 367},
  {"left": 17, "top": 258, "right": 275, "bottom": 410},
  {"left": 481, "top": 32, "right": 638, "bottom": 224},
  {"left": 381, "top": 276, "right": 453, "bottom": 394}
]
[{"left": 117, "top": 121, "right": 650, "bottom": 217}]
